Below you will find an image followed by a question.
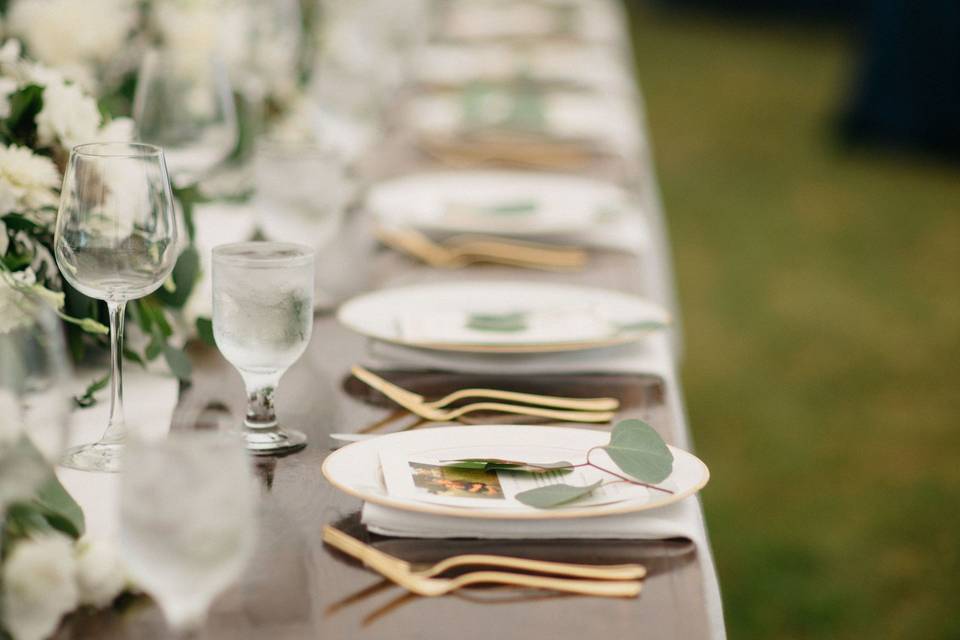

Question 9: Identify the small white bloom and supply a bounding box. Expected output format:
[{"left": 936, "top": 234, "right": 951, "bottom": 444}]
[
  {"left": 1, "top": 533, "right": 79, "bottom": 640},
  {"left": 36, "top": 80, "right": 101, "bottom": 149},
  {"left": 7, "top": 0, "right": 137, "bottom": 81},
  {"left": 0, "top": 76, "right": 19, "bottom": 119},
  {"left": 0, "top": 218, "right": 8, "bottom": 255},
  {"left": 74, "top": 537, "right": 127, "bottom": 608},
  {"left": 96, "top": 117, "right": 134, "bottom": 143},
  {"left": 0, "top": 144, "right": 60, "bottom": 213}
]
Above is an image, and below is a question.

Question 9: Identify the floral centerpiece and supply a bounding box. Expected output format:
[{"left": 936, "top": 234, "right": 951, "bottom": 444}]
[{"left": 0, "top": 38, "right": 197, "bottom": 398}]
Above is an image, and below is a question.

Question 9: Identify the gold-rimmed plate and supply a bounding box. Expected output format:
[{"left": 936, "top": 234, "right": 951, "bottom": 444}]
[
  {"left": 321, "top": 425, "right": 709, "bottom": 520},
  {"left": 336, "top": 281, "right": 670, "bottom": 354}
]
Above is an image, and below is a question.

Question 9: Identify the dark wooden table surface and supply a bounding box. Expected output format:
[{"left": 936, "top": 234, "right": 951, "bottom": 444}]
[{"left": 61, "top": 231, "right": 714, "bottom": 639}]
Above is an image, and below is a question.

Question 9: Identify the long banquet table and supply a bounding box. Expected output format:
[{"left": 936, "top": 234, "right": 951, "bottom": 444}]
[{"left": 61, "top": 1, "right": 724, "bottom": 638}]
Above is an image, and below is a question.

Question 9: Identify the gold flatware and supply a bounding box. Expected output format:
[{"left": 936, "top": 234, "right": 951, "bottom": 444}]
[
  {"left": 351, "top": 366, "right": 615, "bottom": 423},
  {"left": 376, "top": 226, "right": 587, "bottom": 271},
  {"left": 352, "top": 366, "right": 618, "bottom": 412},
  {"left": 323, "top": 526, "right": 643, "bottom": 598},
  {"left": 420, "top": 134, "right": 598, "bottom": 171}
]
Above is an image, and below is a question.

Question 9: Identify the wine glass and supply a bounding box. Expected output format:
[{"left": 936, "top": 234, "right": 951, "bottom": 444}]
[
  {"left": 0, "top": 293, "right": 72, "bottom": 509},
  {"left": 133, "top": 47, "right": 238, "bottom": 188},
  {"left": 120, "top": 430, "right": 258, "bottom": 632},
  {"left": 54, "top": 142, "right": 178, "bottom": 473},
  {"left": 211, "top": 242, "right": 314, "bottom": 455}
]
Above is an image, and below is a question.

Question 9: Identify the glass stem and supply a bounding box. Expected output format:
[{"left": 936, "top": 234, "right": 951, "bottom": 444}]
[
  {"left": 243, "top": 373, "right": 280, "bottom": 430},
  {"left": 101, "top": 300, "right": 126, "bottom": 444}
]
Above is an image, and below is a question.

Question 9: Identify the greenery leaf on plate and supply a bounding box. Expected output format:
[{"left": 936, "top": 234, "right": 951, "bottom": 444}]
[
  {"left": 515, "top": 481, "right": 603, "bottom": 508},
  {"left": 602, "top": 418, "right": 674, "bottom": 484},
  {"left": 614, "top": 320, "right": 670, "bottom": 333},
  {"left": 441, "top": 458, "right": 574, "bottom": 474},
  {"left": 195, "top": 316, "right": 216, "bottom": 347},
  {"left": 466, "top": 311, "right": 528, "bottom": 332}
]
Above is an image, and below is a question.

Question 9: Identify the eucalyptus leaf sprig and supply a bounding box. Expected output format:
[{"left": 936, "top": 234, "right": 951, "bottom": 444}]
[{"left": 441, "top": 419, "right": 675, "bottom": 509}]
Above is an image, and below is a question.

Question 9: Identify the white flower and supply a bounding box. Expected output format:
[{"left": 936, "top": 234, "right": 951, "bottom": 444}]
[
  {"left": 0, "top": 145, "right": 60, "bottom": 213},
  {"left": 0, "top": 269, "right": 64, "bottom": 334},
  {"left": 96, "top": 117, "right": 134, "bottom": 143},
  {"left": 74, "top": 537, "right": 127, "bottom": 608},
  {"left": 36, "top": 80, "right": 101, "bottom": 149},
  {"left": 1, "top": 533, "right": 79, "bottom": 640},
  {"left": 6, "top": 0, "right": 137, "bottom": 83},
  {"left": 0, "top": 218, "right": 8, "bottom": 255},
  {"left": 0, "top": 76, "right": 18, "bottom": 119}
]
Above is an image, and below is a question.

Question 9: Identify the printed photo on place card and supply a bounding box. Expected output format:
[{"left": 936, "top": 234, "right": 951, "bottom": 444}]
[{"left": 379, "top": 446, "right": 649, "bottom": 510}]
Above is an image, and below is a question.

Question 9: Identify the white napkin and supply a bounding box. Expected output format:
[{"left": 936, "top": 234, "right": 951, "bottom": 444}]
[
  {"left": 56, "top": 369, "right": 179, "bottom": 539},
  {"left": 363, "top": 332, "right": 675, "bottom": 377}
]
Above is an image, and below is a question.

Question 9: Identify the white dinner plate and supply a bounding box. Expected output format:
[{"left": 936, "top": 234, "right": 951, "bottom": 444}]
[
  {"left": 336, "top": 281, "right": 670, "bottom": 353},
  {"left": 365, "top": 171, "right": 630, "bottom": 237},
  {"left": 321, "top": 425, "right": 710, "bottom": 520}
]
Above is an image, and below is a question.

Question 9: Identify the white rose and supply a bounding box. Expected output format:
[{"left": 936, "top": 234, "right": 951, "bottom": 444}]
[
  {"left": 0, "top": 144, "right": 60, "bottom": 212},
  {"left": 35, "top": 80, "right": 101, "bottom": 149},
  {"left": 96, "top": 117, "right": 134, "bottom": 143},
  {"left": 7, "top": 0, "right": 137, "bottom": 80},
  {"left": 1, "top": 533, "right": 79, "bottom": 640},
  {"left": 74, "top": 537, "right": 127, "bottom": 608}
]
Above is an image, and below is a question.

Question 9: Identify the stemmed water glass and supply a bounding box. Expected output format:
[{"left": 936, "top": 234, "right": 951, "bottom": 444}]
[
  {"left": 0, "top": 295, "right": 72, "bottom": 507},
  {"left": 54, "top": 142, "right": 178, "bottom": 472},
  {"left": 211, "top": 242, "right": 314, "bottom": 455},
  {"left": 120, "top": 430, "right": 258, "bottom": 632},
  {"left": 133, "top": 47, "right": 238, "bottom": 188}
]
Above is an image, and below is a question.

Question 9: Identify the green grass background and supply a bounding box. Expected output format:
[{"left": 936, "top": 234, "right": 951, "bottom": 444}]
[{"left": 626, "top": 7, "right": 960, "bottom": 639}]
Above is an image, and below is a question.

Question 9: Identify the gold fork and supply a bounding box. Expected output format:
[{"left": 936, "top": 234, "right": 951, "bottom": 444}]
[
  {"left": 376, "top": 226, "right": 587, "bottom": 270},
  {"left": 351, "top": 366, "right": 615, "bottom": 423},
  {"left": 323, "top": 527, "right": 643, "bottom": 598},
  {"left": 352, "top": 366, "right": 619, "bottom": 412}
]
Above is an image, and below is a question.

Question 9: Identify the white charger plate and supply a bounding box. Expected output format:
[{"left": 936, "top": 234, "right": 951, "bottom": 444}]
[
  {"left": 336, "top": 281, "right": 670, "bottom": 353},
  {"left": 365, "top": 171, "right": 629, "bottom": 237},
  {"left": 321, "top": 425, "right": 709, "bottom": 520}
]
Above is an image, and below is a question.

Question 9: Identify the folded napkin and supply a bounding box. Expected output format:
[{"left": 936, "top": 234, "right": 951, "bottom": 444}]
[
  {"left": 56, "top": 369, "right": 179, "bottom": 539},
  {"left": 362, "top": 495, "right": 724, "bottom": 640}
]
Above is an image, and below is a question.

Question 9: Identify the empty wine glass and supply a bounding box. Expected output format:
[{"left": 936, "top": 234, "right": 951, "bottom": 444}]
[
  {"left": 120, "top": 430, "right": 258, "bottom": 632},
  {"left": 212, "top": 242, "right": 314, "bottom": 455},
  {"left": 0, "top": 293, "right": 72, "bottom": 508},
  {"left": 54, "top": 142, "right": 178, "bottom": 472},
  {"left": 133, "top": 47, "right": 238, "bottom": 188}
]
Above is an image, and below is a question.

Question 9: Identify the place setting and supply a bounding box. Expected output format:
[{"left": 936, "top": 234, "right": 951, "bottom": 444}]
[{"left": 366, "top": 169, "right": 652, "bottom": 273}]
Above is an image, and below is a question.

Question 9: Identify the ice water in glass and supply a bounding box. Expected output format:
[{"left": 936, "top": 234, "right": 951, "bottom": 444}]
[
  {"left": 120, "top": 431, "right": 257, "bottom": 632},
  {"left": 212, "top": 242, "right": 314, "bottom": 454}
]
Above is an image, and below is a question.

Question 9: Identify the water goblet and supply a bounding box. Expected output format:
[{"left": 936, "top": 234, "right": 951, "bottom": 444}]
[
  {"left": 133, "top": 47, "right": 238, "bottom": 188},
  {"left": 120, "top": 430, "right": 258, "bottom": 632},
  {"left": 54, "top": 142, "right": 178, "bottom": 472},
  {"left": 0, "top": 294, "right": 72, "bottom": 508},
  {"left": 212, "top": 242, "right": 314, "bottom": 454}
]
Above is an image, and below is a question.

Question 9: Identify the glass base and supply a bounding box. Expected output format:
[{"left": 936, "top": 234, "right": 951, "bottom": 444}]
[
  {"left": 60, "top": 441, "right": 124, "bottom": 473},
  {"left": 243, "top": 427, "right": 307, "bottom": 456}
]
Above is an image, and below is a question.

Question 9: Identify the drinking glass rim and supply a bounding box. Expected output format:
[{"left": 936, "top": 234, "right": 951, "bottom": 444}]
[
  {"left": 72, "top": 142, "right": 164, "bottom": 159},
  {"left": 213, "top": 241, "right": 314, "bottom": 267}
]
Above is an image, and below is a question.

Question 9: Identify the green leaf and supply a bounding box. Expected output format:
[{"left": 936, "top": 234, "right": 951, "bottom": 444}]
[
  {"left": 614, "top": 320, "right": 670, "bottom": 333},
  {"left": 73, "top": 374, "right": 109, "bottom": 409},
  {"left": 466, "top": 311, "right": 528, "bottom": 332},
  {"left": 32, "top": 472, "right": 85, "bottom": 539},
  {"left": 153, "top": 246, "right": 200, "bottom": 308},
  {"left": 515, "top": 481, "right": 602, "bottom": 508},
  {"left": 163, "top": 345, "right": 192, "bottom": 382},
  {"left": 442, "top": 458, "right": 574, "bottom": 474},
  {"left": 602, "top": 419, "right": 674, "bottom": 484},
  {"left": 195, "top": 317, "right": 215, "bottom": 346}
]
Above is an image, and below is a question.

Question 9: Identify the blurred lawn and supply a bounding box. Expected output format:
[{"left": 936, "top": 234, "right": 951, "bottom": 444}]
[{"left": 627, "top": 7, "right": 960, "bottom": 640}]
